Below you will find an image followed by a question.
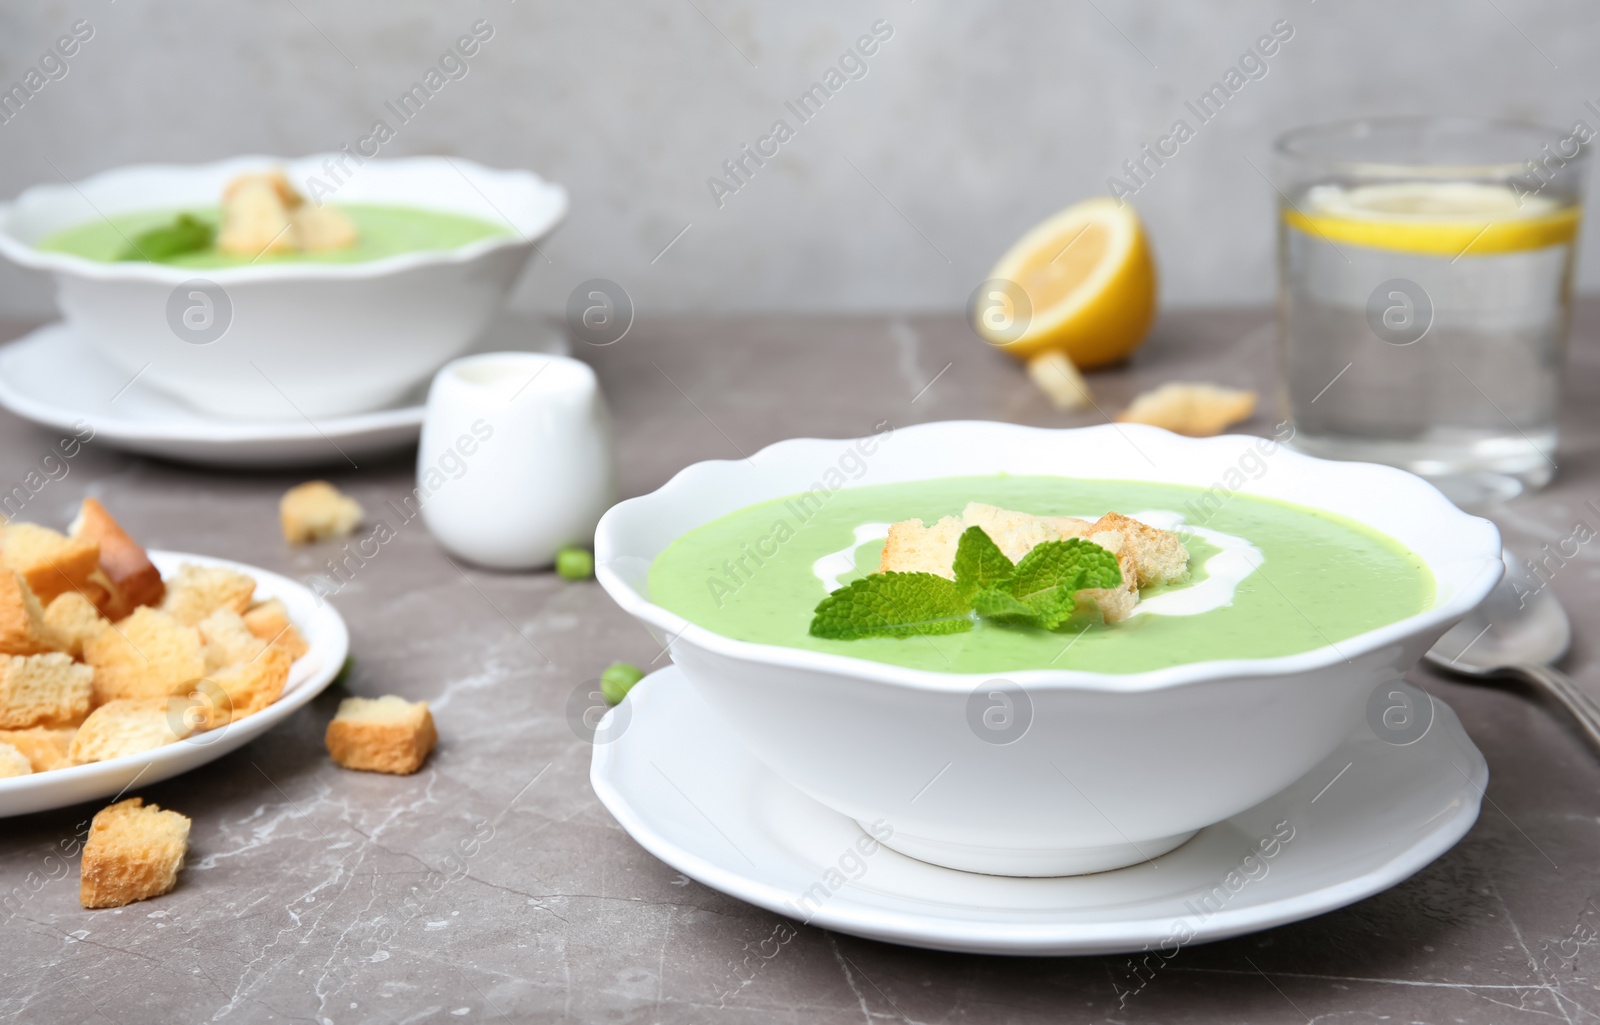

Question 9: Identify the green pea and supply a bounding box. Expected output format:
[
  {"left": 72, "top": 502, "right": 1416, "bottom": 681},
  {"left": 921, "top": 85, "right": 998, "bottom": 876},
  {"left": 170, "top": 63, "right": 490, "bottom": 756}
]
[
  {"left": 600, "top": 662, "right": 645, "bottom": 705},
  {"left": 556, "top": 545, "right": 594, "bottom": 581}
]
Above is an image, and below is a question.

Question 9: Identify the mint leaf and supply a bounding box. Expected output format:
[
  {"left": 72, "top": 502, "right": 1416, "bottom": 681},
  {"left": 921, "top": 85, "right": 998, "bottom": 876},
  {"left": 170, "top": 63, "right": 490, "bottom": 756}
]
[
  {"left": 1009, "top": 539, "right": 1124, "bottom": 629},
  {"left": 120, "top": 213, "right": 214, "bottom": 262},
  {"left": 810, "top": 572, "right": 974, "bottom": 640},
  {"left": 971, "top": 586, "right": 1040, "bottom": 624},
  {"left": 952, "top": 526, "right": 1015, "bottom": 603}
]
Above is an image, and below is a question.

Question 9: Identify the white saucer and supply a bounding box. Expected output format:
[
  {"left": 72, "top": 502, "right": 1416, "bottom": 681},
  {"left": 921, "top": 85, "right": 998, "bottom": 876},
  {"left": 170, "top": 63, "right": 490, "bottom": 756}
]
[
  {"left": 591, "top": 666, "right": 1487, "bottom": 956},
  {"left": 0, "top": 315, "right": 568, "bottom": 468},
  {"left": 0, "top": 550, "right": 348, "bottom": 818}
]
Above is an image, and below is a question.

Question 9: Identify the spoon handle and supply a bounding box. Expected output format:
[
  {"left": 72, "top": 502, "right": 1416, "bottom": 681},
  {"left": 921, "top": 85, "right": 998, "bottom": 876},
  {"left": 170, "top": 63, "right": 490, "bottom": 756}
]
[{"left": 1512, "top": 664, "right": 1600, "bottom": 752}]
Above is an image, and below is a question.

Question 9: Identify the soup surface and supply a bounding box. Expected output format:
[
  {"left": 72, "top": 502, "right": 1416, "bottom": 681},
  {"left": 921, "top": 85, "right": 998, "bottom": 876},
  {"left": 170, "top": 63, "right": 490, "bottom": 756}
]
[
  {"left": 647, "top": 476, "right": 1434, "bottom": 674},
  {"left": 37, "top": 204, "right": 508, "bottom": 266}
]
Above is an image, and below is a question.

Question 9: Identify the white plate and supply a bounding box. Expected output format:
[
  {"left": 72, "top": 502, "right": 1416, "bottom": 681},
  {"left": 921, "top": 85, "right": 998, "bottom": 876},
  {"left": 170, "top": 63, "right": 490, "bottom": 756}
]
[
  {"left": 0, "top": 550, "right": 349, "bottom": 818},
  {"left": 591, "top": 666, "right": 1488, "bottom": 956},
  {"left": 0, "top": 315, "right": 568, "bottom": 468}
]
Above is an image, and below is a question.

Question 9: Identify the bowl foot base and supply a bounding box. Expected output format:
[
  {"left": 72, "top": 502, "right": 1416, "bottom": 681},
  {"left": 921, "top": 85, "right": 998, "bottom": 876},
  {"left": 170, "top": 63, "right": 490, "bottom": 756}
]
[{"left": 861, "top": 821, "right": 1199, "bottom": 877}]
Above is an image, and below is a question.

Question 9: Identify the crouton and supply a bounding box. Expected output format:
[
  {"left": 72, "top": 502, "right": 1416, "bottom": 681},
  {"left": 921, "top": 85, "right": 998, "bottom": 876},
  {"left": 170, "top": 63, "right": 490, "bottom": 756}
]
[
  {"left": 217, "top": 173, "right": 297, "bottom": 257},
  {"left": 69, "top": 498, "right": 165, "bottom": 619},
  {"left": 0, "top": 522, "right": 102, "bottom": 606},
  {"left": 222, "top": 170, "right": 298, "bottom": 207},
  {"left": 197, "top": 608, "right": 266, "bottom": 672},
  {"left": 0, "top": 571, "right": 63, "bottom": 656},
  {"left": 190, "top": 646, "right": 291, "bottom": 730},
  {"left": 0, "top": 726, "right": 76, "bottom": 772},
  {"left": 160, "top": 563, "right": 256, "bottom": 627},
  {"left": 1091, "top": 512, "right": 1189, "bottom": 587},
  {"left": 291, "top": 204, "right": 358, "bottom": 252},
  {"left": 84, "top": 607, "right": 205, "bottom": 704},
  {"left": 80, "top": 798, "right": 190, "bottom": 909},
  {"left": 1040, "top": 515, "right": 1096, "bottom": 539},
  {"left": 1115, "top": 382, "right": 1257, "bottom": 437},
  {"left": 280, "top": 482, "right": 363, "bottom": 545},
  {"left": 0, "top": 741, "right": 30, "bottom": 778},
  {"left": 242, "top": 599, "right": 309, "bottom": 661},
  {"left": 0, "top": 653, "right": 92, "bottom": 729},
  {"left": 68, "top": 699, "right": 191, "bottom": 765},
  {"left": 1026, "top": 350, "right": 1094, "bottom": 411},
  {"left": 1076, "top": 531, "right": 1141, "bottom": 624},
  {"left": 326, "top": 696, "right": 437, "bottom": 775},
  {"left": 44, "top": 591, "right": 109, "bottom": 659},
  {"left": 878, "top": 515, "right": 965, "bottom": 578},
  {"left": 959, "top": 503, "right": 1067, "bottom": 564}
]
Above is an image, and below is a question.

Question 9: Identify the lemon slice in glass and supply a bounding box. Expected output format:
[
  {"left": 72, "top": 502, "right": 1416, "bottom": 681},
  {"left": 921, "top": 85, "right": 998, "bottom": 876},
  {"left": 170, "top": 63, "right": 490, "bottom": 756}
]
[{"left": 1285, "top": 181, "right": 1580, "bottom": 257}]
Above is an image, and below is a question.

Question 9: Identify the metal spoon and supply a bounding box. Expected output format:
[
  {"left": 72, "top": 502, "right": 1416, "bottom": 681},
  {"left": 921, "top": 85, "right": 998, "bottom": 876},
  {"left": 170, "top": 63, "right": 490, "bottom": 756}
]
[{"left": 1425, "top": 549, "right": 1600, "bottom": 750}]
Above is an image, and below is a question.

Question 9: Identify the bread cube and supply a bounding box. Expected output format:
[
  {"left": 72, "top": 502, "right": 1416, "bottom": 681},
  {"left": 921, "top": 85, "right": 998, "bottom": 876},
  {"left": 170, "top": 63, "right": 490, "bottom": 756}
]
[
  {"left": 326, "top": 695, "right": 436, "bottom": 775},
  {"left": 280, "top": 481, "right": 363, "bottom": 545},
  {"left": 291, "top": 204, "right": 357, "bottom": 252},
  {"left": 68, "top": 699, "right": 191, "bottom": 765},
  {"left": 0, "top": 571, "right": 64, "bottom": 656},
  {"left": 192, "top": 646, "right": 291, "bottom": 730},
  {"left": 0, "top": 741, "right": 31, "bottom": 777},
  {"left": 218, "top": 174, "right": 296, "bottom": 257},
  {"left": 44, "top": 591, "right": 109, "bottom": 659},
  {"left": 80, "top": 798, "right": 191, "bottom": 909},
  {"left": 0, "top": 725, "right": 76, "bottom": 772},
  {"left": 197, "top": 608, "right": 266, "bottom": 672},
  {"left": 242, "top": 599, "right": 309, "bottom": 660},
  {"left": 0, "top": 522, "right": 102, "bottom": 606},
  {"left": 69, "top": 498, "right": 165, "bottom": 619},
  {"left": 85, "top": 607, "right": 205, "bottom": 704},
  {"left": 0, "top": 653, "right": 92, "bottom": 729},
  {"left": 1115, "top": 382, "right": 1258, "bottom": 437},
  {"left": 160, "top": 563, "right": 256, "bottom": 627}
]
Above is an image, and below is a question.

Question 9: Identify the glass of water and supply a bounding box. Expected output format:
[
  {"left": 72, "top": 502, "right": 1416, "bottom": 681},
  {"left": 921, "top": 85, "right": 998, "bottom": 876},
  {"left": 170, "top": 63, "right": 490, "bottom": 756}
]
[{"left": 1276, "top": 116, "right": 1586, "bottom": 501}]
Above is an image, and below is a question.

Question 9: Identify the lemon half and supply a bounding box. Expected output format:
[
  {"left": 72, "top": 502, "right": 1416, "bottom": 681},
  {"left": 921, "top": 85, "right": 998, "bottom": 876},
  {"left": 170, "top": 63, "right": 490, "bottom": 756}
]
[
  {"left": 975, "top": 197, "right": 1157, "bottom": 368},
  {"left": 1285, "top": 181, "right": 1580, "bottom": 257}
]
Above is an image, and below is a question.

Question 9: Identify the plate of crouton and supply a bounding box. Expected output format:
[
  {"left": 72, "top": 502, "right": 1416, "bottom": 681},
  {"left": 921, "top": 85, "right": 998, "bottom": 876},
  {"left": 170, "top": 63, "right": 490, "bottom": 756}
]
[{"left": 0, "top": 498, "right": 348, "bottom": 817}]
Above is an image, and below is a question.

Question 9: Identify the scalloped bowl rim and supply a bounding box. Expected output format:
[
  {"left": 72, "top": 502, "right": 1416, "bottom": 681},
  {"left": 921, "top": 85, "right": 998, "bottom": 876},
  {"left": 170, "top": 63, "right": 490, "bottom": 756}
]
[
  {"left": 0, "top": 153, "right": 568, "bottom": 284},
  {"left": 595, "top": 421, "right": 1504, "bottom": 694}
]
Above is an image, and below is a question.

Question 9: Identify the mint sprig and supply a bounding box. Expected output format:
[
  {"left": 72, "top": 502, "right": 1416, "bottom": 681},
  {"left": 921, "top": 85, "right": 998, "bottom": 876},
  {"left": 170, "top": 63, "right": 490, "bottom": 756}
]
[
  {"left": 808, "top": 527, "right": 1123, "bottom": 640},
  {"left": 1005, "top": 538, "right": 1123, "bottom": 629},
  {"left": 120, "top": 213, "right": 215, "bottom": 262}
]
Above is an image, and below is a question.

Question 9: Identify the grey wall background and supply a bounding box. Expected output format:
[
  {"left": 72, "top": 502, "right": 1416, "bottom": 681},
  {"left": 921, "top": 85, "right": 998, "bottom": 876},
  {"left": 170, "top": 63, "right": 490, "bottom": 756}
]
[{"left": 1, "top": 0, "right": 1598, "bottom": 320}]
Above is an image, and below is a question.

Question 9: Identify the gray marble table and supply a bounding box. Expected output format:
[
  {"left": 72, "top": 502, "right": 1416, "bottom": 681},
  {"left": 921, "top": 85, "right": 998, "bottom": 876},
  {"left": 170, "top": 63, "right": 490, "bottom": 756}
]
[{"left": 0, "top": 307, "right": 1597, "bottom": 1025}]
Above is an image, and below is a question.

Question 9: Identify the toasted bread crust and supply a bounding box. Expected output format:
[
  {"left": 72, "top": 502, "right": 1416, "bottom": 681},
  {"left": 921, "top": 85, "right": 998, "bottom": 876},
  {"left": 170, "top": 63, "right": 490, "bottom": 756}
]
[
  {"left": 0, "top": 653, "right": 92, "bottom": 729},
  {"left": 0, "top": 725, "right": 76, "bottom": 771},
  {"left": 242, "top": 599, "right": 309, "bottom": 660},
  {"left": 80, "top": 797, "right": 190, "bottom": 908},
  {"left": 160, "top": 563, "right": 256, "bottom": 627},
  {"left": 280, "top": 482, "right": 363, "bottom": 545},
  {"left": 1115, "top": 382, "right": 1257, "bottom": 437},
  {"left": 0, "top": 571, "right": 64, "bottom": 656},
  {"left": 44, "top": 591, "right": 109, "bottom": 660},
  {"left": 193, "top": 646, "right": 291, "bottom": 730},
  {"left": 0, "top": 741, "right": 31, "bottom": 777},
  {"left": 70, "top": 499, "right": 166, "bottom": 619},
  {"left": 1, "top": 523, "right": 102, "bottom": 606},
  {"left": 878, "top": 516, "right": 965, "bottom": 578},
  {"left": 85, "top": 607, "right": 205, "bottom": 704},
  {"left": 326, "top": 696, "right": 437, "bottom": 775},
  {"left": 69, "top": 698, "right": 191, "bottom": 765},
  {"left": 1092, "top": 512, "right": 1190, "bottom": 587}
]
